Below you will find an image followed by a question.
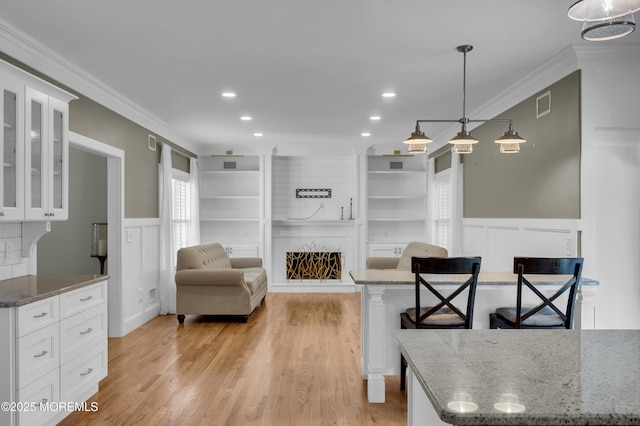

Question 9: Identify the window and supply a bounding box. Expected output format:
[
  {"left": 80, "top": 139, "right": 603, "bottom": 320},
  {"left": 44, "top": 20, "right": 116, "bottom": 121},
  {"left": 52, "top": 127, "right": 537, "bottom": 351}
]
[
  {"left": 171, "top": 172, "right": 192, "bottom": 265},
  {"left": 434, "top": 169, "right": 451, "bottom": 250}
]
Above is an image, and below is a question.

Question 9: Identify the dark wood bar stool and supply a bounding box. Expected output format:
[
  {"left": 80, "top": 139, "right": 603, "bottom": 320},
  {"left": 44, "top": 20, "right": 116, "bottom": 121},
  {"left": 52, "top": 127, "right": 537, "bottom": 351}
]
[
  {"left": 399, "top": 256, "right": 481, "bottom": 390},
  {"left": 490, "top": 257, "right": 584, "bottom": 329}
]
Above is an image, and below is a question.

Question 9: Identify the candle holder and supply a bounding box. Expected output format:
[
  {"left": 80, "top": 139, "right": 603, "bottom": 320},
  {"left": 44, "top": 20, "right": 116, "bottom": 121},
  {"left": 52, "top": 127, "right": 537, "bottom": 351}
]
[{"left": 90, "top": 223, "right": 108, "bottom": 274}]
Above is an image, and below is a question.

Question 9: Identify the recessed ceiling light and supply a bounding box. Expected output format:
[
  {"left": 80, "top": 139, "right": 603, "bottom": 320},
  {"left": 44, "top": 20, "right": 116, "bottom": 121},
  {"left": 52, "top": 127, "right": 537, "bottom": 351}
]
[
  {"left": 382, "top": 92, "right": 396, "bottom": 98},
  {"left": 240, "top": 116, "right": 252, "bottom": 121},
  {"left": 361, "top": 132, "right": 371, "bottom": 137},
  {"left": 222, "top": 92, "right": 236, "bottom": 98},
  {"left": 370, "top": 116, "right": 381, "bottom": 121},
  {"left": 253, "top": 133, "right": 263, "bottom": 137}
]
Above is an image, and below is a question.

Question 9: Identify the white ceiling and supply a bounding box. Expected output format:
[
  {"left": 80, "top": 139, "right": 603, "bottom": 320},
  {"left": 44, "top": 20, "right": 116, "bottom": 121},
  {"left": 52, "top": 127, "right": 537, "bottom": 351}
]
[{"left": 0, "top": 1, "right": 638, "bottom": 154}]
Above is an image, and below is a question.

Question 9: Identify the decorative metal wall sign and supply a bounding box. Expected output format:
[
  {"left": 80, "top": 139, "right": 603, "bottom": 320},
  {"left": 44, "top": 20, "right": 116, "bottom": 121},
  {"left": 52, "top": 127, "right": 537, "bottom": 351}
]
[
  {"left": 286, "top": 252, "right": 342, "bottom": 280},
  {"left": 296, "top": 188, "right": 331, "bottom": 198}
]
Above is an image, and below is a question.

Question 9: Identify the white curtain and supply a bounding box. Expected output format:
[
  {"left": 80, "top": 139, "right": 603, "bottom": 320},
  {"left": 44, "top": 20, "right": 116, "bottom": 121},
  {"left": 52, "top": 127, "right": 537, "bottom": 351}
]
[
  {"left": 449, "top": 153, "right": 464, "bottom": 256},
  {"left": 159, "top": 145, "right": 176, "bottom": 314},
  {"left": 189, "top": 157, "right": 201, "bottom": 246},
  {"left": 425, "top": 157, "right": 436, "bottom": 245}
]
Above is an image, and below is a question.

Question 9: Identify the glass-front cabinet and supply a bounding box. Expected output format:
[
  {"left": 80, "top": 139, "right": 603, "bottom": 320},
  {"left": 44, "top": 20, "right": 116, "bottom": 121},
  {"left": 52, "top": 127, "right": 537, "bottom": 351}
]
[
  {"left": 24, "top": 88, "right": 69, "bottom": 221},
  {"left": 0, "top": 59, "right": 75, "bottom": 223},
  {"left": 0, "top": 78, "right": 24, "bottom": 221}
]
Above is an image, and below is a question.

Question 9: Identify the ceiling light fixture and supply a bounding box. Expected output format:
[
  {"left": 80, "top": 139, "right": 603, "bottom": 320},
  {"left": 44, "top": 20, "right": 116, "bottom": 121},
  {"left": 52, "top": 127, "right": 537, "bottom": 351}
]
[
  {"left": 253, "top": 132, "right": 263, "bottom": 137},
  {"left": 240, "top": 116, "right": 252, "bottom": 121},
  {"left": 370, "top": 116, "right": 381, "bottom": 121},
  {"left": 581, "top": 13, "right": 636, "bottom": 40},
  {"left": 404, "top": 45, "right": 525, "bottom": 154},
  {"left": 568, "top": 0, "right": 639, "bottom": 40},
  {"left": 361, "top": 132, "right": 371, "bottom": 137},
  {"left": 222, "top": 92, "right": 236, "bottom": 98},
  {"left": 568, "top": 0, "right": 640, "bottom": 21},
  {"left": 382, "top": 92, "right": 396, "bottom": 98}
]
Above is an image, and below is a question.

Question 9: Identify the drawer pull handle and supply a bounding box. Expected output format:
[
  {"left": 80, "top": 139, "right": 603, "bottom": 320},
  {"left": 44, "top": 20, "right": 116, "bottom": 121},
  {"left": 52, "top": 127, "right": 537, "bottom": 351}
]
[
  {"left": 80, "top": 328, "right": 93, "bottom": 335},
  {"left": 33, "top": 312, "right": 48, "bottom": 318},
  {"left": 80, "top": 368, "right": 93, "bottom": 377},
  {"left": 34, "top": 350, "right": 48, "bottom": 358},
  {"left": 80, "top": 295, "right": 93, "bottom": 302}
]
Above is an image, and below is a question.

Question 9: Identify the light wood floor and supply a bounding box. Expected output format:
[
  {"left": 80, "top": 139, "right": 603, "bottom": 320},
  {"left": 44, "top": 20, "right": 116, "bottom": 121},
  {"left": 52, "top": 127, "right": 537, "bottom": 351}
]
[{"left": 59, "top": 293, "right": 407, "bottom": 425}]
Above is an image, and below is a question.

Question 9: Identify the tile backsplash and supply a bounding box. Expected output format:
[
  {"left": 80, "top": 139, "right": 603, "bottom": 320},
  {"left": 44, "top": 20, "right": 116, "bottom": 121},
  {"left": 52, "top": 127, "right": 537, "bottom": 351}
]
[{"left": 0, "top": 223, "right": 29, "bottom": 281}]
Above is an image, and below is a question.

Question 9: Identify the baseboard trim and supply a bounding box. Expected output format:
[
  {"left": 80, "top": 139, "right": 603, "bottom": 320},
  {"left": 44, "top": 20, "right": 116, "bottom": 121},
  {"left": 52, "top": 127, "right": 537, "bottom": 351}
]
[{"left": 269, "top": 282, "right": 357, "bottom": 293}]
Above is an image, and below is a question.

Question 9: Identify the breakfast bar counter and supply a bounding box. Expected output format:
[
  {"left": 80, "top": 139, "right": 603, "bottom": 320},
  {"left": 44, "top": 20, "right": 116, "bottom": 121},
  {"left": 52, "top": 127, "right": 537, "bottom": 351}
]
[
  {"left": 396, "top": 329, "right": 640, "bottom": 425},
  {"left": 350, "top": 269, "right": 599, "bottom": 403}
]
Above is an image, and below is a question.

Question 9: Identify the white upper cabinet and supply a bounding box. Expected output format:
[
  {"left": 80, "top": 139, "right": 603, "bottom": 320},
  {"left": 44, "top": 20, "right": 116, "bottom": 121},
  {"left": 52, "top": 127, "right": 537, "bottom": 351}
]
[
  {"left": 0, "top": 77, "right": 25, "bottom": 220},
  {"left": 24, "top": 88, "right": 69, "bottom": 221},
  {"left": 0, "top": 59, "right": 76, "bottom": 222}
]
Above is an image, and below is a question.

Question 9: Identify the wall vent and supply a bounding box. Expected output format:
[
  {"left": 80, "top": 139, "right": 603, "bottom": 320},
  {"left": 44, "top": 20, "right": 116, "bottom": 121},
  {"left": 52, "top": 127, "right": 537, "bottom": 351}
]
[
  {"left": 148, "top": 134, "right": 157, "bottom": 151},
  {"left": 390, "top": 161, "right": 403, "bottom": 170},
  {"left": 223, "top": 161, "right": 237, "bottom": 169},
  {"left": 536, "top": 91, "right": 551, "bottom": 118}
]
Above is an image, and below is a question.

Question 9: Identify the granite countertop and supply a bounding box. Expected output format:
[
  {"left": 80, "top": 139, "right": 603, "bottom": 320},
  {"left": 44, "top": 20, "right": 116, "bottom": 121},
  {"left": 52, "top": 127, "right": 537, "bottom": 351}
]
[
  {"left": 0, "top": 274, "right": 109, "bottom": 307},
  {"left": 349, "top": 269, "right": 599, "bottom": 286},
  {"left": 396, "top": 329, "right": 640, "bottom": 425}
]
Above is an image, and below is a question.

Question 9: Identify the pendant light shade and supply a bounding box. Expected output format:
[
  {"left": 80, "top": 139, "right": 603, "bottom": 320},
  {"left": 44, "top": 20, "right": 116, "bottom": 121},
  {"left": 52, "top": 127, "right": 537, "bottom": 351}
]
[
  {"left": 581, "top": 13, "right": 636, "bottom": 40},
  {"left": 407, "top": 143, "right": 428, "bottom": 154},
  {"left": 495, "top": 123, "right": 526, "bottom": 144},
  {"left": 499, "top": 143, "right": 521, "bottom": 154},
  {"left": 403, "top": 124, "right": 433, "bottom": 145},
  {"left": 568, "top": 0, "right": 640, "bottom": 21},
  {"left": 453, "top": 143, "right": 473, "bottom": 154},
  {"left": 448, "top": 126, "right": 479, "bottom": 145}
]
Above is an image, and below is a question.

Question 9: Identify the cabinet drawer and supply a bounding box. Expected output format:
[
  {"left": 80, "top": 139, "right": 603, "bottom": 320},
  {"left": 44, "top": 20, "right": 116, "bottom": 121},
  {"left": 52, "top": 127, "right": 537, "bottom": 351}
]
[
  {"left": 17, "top": 296, "right": 59, "bottom": 337},
  {"left": 17, "top": 322, "right": 59, "bottom": 390},
  {"left": 60, "top": 281, "right": 107, "bottom": 319},
  {"left": 16, "top": 367, "right": 60, "bottom": 426},
  {"left": 61, "top": 339, "right": 108, "bottom": 402},
  {"left": 60, "top": 303, "right": 107, "bottom": 364}
]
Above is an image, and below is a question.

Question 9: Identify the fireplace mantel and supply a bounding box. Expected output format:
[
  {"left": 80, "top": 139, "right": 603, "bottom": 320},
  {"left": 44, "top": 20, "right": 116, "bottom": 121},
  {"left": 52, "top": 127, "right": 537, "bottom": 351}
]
[{"left": 272, "top": 220, "right": 356, "bottom": 226}]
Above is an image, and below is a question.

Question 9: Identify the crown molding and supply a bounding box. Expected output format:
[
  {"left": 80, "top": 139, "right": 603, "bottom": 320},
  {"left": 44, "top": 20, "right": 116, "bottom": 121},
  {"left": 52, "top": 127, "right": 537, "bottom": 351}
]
[{"left": 0, "top": 17, "right": 199, "bottom": 155}]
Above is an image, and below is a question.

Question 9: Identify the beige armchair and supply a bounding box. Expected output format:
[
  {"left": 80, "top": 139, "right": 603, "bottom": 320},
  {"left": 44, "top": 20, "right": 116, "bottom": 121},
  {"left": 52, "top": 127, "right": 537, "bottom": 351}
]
[
  {"left": 175, "top": 243, "right": 268, "bottom": 323},
  {"left": 366, "top": 242, "right": 448, "bottom": 270}
]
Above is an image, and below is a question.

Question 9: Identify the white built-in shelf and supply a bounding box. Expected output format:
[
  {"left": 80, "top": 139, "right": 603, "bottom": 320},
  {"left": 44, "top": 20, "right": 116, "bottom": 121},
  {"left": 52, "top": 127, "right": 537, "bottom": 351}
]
[
  {"left": 200, "top": 195, "right": 260, "bottom": 199},
  {"left": 201, "top": 218, "right": 259, "bottom": 222},
  {"left": 368, "top": 218, "right": 426, "bottom": 222},
  {"left": 201, "top": 170, "right": 259, "bottom": 174},
  {"left": 272, "top": 219, "right": 356, "bottom": 226},
  {"left": 367, "top": 154, "right": 428, "bottom": 246},
  {"left": 368, "top": 170, "right": 425, "bottom": 174},
  {"left": 199, "top": 155, "right": 262, "bottom": 246},
  {"left": 368, "top": 195, "right": 426, "bottom": 199}
]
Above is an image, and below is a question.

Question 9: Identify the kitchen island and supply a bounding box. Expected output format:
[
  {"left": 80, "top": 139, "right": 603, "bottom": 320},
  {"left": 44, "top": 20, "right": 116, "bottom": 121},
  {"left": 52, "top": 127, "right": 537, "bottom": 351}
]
[
  {"left": 396, "top": 329, "right": 640, "bottom": 425},
  {"left": 350, "top": 269, "right": 599, "bottom": 403}
]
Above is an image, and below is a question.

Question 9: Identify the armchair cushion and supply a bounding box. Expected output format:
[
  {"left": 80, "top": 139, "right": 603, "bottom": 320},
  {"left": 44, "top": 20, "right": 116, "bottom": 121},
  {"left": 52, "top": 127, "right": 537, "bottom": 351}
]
[{"left": 396, "top": 242, "right": 449, "bottom": 270}]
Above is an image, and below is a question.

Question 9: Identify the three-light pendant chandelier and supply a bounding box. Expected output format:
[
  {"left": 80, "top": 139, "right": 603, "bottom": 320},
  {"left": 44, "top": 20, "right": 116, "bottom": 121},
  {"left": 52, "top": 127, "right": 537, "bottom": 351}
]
[{"left": 403, "top": 45, "right": 526, "bottom": 155}]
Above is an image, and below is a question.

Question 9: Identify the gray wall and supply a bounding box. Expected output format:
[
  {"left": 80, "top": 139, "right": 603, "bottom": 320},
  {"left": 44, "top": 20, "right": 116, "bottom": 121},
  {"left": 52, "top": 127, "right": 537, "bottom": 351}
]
[
  {"left": 37, "top": 148, "right": 108, "bottom": 274},
  {"left": 0, "top": 53, "right": 192, "bottom": 219},
  {"left": 462, "top": 71, "right": 581, "bottom": 218}
]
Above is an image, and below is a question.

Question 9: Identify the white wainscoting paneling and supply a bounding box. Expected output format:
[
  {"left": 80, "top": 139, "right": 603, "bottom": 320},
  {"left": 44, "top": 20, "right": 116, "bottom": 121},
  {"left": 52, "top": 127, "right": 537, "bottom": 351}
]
[
  {"left": 462, "top": 218, "right": 579, "bottom": 271},
  {"left": 122, "top": 219, "right": 161, "bottom": 335}
]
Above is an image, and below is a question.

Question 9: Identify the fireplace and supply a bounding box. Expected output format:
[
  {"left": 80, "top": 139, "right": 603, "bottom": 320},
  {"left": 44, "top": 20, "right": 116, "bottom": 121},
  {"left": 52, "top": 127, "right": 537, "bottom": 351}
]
[{"left": 286, "top": 251, "right": 342, "bottom": 280}]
